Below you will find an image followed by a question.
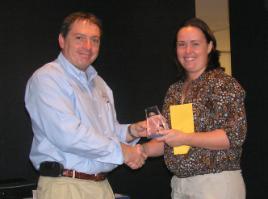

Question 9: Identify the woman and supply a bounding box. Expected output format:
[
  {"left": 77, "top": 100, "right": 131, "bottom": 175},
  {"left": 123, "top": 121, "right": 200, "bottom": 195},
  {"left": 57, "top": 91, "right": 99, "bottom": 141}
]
[{"left": 143, "top": 18, "right": 247, "bottom": 199}]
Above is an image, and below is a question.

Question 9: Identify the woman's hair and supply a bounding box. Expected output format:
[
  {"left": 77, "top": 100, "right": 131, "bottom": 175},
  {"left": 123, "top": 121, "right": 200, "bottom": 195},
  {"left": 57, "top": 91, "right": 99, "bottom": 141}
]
[
  {"left": 174, "top": 17, "right": 223, "bottom": 80},
  {"left": 60, "top": 11, "right": 103, "bottom": 38}
]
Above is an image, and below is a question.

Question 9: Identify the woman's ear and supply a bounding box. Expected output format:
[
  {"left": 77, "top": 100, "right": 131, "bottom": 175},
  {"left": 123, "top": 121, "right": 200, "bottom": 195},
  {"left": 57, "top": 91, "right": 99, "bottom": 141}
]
[{"left": 207, "top": 41, "right": 213, "bottom": 54}]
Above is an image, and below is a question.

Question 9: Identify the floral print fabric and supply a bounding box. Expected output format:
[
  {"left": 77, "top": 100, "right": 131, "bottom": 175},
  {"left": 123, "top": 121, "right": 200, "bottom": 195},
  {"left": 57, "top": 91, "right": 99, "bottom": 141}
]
[{"left": 163, "top": 69, "right": 247, "bottom": 178}]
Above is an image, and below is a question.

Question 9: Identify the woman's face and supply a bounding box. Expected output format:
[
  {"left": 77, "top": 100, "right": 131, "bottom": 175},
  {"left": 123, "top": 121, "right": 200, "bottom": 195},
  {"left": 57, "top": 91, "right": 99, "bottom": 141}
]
[{"left": 176, "top": 26, "right": 212, "bottom": 80}]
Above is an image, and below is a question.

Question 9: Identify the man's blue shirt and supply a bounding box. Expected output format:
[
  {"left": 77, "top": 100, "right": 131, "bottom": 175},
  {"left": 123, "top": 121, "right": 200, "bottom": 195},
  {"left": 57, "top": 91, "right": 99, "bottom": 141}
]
[{"left": 25, "top": 53, "right": 132, "bottom": 174}]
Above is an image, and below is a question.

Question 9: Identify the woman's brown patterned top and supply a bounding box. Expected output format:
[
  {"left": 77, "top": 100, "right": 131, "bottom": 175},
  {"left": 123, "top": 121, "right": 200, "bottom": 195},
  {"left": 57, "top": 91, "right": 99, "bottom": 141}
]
[{"left": 162, "top": 68, "right": 247, "bottom": 178}]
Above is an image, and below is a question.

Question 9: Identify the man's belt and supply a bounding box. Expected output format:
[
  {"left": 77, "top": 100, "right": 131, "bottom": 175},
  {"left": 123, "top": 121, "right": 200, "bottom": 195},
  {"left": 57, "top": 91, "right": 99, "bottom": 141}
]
[
  {"left": 62, "top": 169, "right": 107, "bottom": 181},
  {"left": 39, "top": 161, "right": 107, "bottom": 181}
]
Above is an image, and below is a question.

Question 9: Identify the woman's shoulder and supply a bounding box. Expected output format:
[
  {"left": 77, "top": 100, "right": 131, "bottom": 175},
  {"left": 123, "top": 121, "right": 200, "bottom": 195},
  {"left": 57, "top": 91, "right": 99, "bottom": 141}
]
[
  {"left": 208, "top": 69, "right": 245, "bottom": 96},
  {"left": 163, "top": 81, "right": 182, "bottom": 99},
  {"left": 208, "top": 69, "right": 241, "bottom": 85},
  {"left": 168, "top": 80, "right": 182, "bottom": 90}
]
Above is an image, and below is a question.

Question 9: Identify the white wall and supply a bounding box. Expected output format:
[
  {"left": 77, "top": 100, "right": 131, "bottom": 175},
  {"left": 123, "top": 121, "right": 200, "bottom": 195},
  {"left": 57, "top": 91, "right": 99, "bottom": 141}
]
[{"left": 195, "top": 0, "right": 231, "bottom": 75}]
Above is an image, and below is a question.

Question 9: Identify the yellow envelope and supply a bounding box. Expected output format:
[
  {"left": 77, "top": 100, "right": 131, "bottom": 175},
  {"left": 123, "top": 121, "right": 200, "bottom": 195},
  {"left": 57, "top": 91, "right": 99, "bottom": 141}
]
[{"left": 170, "top": 103, "right": 194, "bottom": 155}]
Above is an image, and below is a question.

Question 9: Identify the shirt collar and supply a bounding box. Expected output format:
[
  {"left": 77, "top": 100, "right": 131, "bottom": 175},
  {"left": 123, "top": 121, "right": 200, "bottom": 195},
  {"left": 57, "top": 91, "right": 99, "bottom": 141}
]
[{"left": 57, "top": 52, "right": 97, "bottom": 84}]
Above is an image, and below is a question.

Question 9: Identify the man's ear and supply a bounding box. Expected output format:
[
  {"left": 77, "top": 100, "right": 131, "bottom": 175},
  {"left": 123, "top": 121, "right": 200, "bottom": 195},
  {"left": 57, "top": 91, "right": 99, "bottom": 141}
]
[{"left": 58, "top": 34, "right": 64, "bottom": 49}]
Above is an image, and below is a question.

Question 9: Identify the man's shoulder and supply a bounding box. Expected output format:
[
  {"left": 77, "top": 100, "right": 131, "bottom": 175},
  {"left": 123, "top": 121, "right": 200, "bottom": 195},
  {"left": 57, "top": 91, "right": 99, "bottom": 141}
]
[
  {"left": 30, "top": 61, "right": 66, "bottom": 83},
  {"left": 34, "top": 61, "right": 63, "bottom": 77}
]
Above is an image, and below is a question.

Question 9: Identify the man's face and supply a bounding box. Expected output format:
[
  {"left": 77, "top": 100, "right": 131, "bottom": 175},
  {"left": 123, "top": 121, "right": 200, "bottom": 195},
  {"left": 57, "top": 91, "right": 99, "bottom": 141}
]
[{"left": 59, "top": 19, "right": 101, "bottom": 71}]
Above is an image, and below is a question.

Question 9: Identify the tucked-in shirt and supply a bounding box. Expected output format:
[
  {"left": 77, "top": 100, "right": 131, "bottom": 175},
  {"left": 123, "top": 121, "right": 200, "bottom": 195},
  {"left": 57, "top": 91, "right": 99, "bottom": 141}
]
[
  {"left": 25, "top": 53, "right": 132, "bottom": 174},
  {"left": 162, "top": 68, "right": 247, "bottom": 178}
]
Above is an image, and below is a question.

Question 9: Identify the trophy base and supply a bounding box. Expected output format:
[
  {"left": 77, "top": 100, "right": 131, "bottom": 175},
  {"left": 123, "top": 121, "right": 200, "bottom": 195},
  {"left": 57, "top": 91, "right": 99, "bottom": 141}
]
[{"left": 148, "top": 133, "right": 163, "bottom": 139}]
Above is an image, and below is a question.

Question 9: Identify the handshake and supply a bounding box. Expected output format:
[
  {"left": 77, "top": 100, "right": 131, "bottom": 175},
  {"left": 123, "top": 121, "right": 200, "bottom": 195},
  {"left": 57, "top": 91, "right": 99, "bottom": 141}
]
[
  {"left": 121, "top": 119, "right": 164, "bottom": 169},
  {"left": 121, "top": 143, "right": 147, "bottom": 170}
]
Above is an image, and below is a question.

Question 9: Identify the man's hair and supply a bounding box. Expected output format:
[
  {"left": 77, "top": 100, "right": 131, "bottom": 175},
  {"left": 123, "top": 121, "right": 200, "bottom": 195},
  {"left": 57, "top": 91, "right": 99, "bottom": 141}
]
[{"left": 60, "top": 11, "right": 102, "bottom": 38}]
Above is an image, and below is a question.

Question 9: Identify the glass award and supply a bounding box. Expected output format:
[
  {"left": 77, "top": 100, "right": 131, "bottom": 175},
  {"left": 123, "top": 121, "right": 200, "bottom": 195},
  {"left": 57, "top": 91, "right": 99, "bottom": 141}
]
[{"left": 145, "top": 105, "right": 169, "bottom": 138}]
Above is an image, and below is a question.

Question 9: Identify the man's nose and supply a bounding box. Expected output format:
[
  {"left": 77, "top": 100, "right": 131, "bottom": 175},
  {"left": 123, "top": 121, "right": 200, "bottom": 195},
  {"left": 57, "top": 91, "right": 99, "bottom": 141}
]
[{"left": 83, "top": 39, "right": 92, "bottom": 49}]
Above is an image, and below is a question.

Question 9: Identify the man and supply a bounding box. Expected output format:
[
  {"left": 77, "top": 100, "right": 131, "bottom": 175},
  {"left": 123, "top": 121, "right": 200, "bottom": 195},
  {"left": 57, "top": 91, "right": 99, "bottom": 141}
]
[{"left": 25, "top": 11, "right": 147, "bottom": 199}]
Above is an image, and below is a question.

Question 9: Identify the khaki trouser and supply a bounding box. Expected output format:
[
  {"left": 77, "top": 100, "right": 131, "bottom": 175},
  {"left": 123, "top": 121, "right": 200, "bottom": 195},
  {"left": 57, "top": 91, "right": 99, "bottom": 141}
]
[
  {"left": 171, "top": 170, "right": 246, "bottom": 199},
  {"left": 36, "top": 176, "right": 115, "bottom": 199}
]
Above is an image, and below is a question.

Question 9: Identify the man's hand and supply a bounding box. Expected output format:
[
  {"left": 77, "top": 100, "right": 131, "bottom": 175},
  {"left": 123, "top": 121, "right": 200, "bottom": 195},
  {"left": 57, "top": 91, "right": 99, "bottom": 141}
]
[
  {"left": 127, "top": 120, "right": 147, "bottom": 140},
  {"left": 121, "top": 143, "right": 147, "bottom": 169}
]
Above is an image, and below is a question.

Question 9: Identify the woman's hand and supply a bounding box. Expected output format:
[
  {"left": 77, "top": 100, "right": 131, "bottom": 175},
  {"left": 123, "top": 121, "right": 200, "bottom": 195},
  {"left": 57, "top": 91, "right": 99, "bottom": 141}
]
[
  {"left": 156, "top": 129, "right": 187, "bottom": 147},
  {"left": 156, "top": 129, "right": 230, "bottom": 150}
]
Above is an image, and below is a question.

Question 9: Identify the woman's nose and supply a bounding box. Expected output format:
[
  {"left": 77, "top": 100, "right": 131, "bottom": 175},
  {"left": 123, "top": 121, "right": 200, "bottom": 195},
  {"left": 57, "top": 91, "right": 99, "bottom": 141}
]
[{"left": 185, "top": 45, "right": 192, "bottom": 53}]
